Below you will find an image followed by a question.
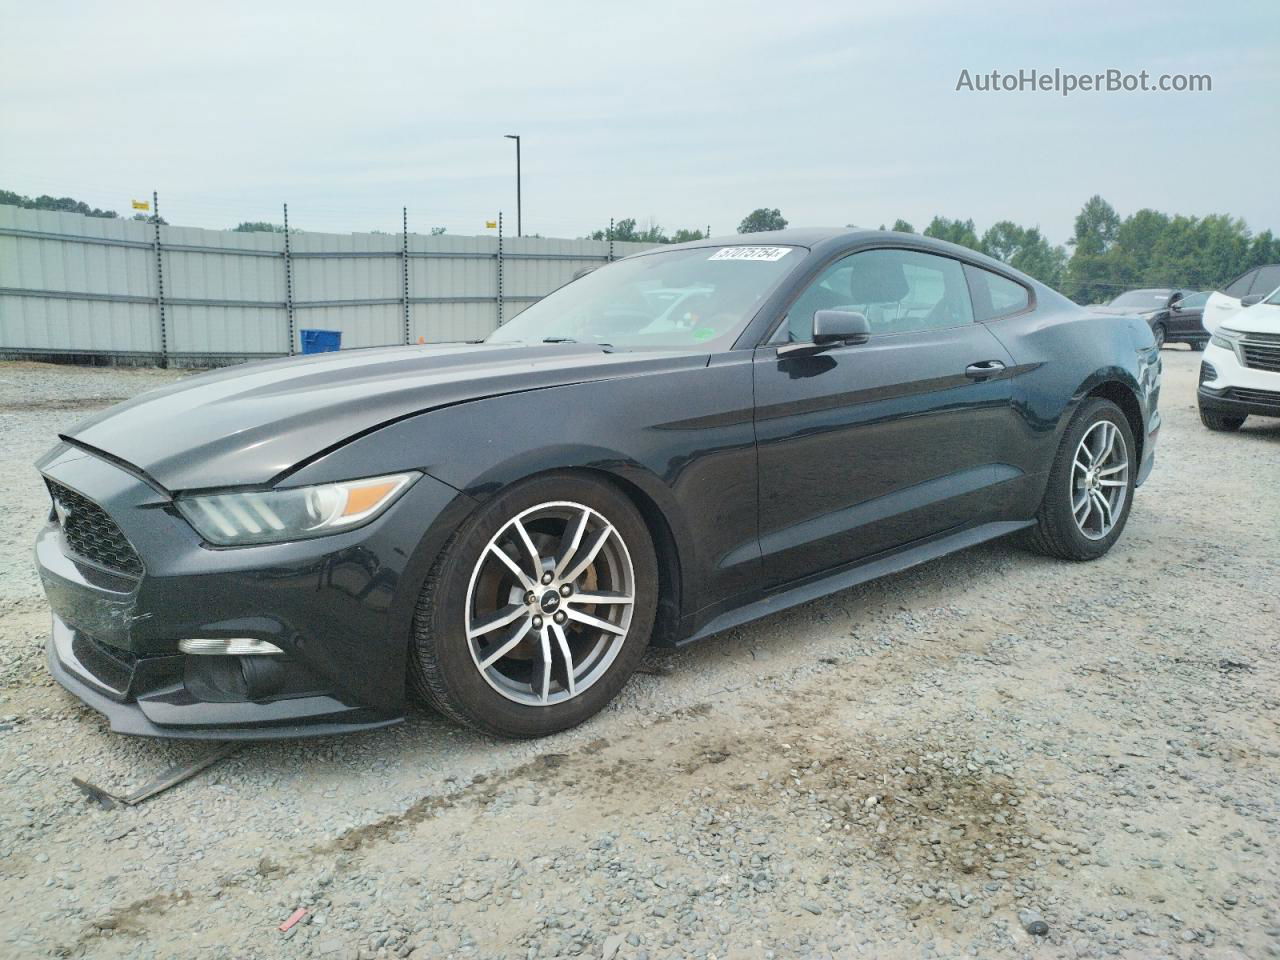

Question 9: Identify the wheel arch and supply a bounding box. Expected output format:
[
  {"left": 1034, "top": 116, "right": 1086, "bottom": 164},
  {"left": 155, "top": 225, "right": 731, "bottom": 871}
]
[
  {"left": 1083, "top": 379, "right": 1145, "bottom": 464},
  {"left": 426, "top": 461, "right": 690, "bottom": 648},
  {"left": 579, "top": 467, "right": 684, "bottom": 646}
]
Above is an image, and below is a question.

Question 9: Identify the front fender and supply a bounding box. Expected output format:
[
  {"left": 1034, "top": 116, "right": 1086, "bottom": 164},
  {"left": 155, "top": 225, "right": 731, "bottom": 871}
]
[{"left": 285, "top": 358, "right": 761, "bottom": 627}]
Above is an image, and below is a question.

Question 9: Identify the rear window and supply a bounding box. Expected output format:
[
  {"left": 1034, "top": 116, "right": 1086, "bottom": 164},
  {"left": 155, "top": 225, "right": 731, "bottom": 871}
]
[{"left": 965, "top": 265, "right": 1030, "bottom": 321}]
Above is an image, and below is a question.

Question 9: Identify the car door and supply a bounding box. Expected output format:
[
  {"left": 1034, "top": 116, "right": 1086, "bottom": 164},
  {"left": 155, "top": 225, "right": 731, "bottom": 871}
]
[
  {"left": 1205, "top": 267, "right": 1266, "bottom": 333},
  {"left": 1173, "top": 291, "right": 1208, "bottom": 339},
  {"left": 752, "top": 247, "right": 1018, "bottom": 589}
]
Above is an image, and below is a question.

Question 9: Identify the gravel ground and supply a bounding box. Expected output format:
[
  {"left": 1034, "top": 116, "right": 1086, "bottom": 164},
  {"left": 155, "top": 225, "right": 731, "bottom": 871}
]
[{"left": 0, "top": 351, "right": 1277, "bottom": 960}]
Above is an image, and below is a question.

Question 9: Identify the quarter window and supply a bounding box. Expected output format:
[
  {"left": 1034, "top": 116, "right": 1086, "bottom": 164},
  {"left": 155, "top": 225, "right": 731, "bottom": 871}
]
[
  {"left": 964, "top": 264, "right": 1031, "bottom": 321},
  {"left": 780, "top": 248, "right": 974, "bottom": 342}
]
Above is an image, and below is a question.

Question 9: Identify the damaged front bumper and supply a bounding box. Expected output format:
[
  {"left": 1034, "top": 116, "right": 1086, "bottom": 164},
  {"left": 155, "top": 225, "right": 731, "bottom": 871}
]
[{"left": 36, "top": 443, "right": 466, "bottom": 740}]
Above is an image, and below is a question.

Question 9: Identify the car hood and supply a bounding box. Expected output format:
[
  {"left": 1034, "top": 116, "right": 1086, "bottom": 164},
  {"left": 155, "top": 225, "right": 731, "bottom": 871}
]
[
  {"left": 1217, "top": 301, "right": 1280, "bottom": 336},
  {"left": 60, "top": 342, "right": 707, "bottom": 492}
]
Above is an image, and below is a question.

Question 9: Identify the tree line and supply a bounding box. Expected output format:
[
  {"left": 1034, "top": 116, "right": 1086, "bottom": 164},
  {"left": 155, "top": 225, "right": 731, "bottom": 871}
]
[
  {"left": 887, "top": 196, "right": 1277, "bottom": 303},
  {"left": 593, "top": 199, "right": 1278, "bottom": 304},
  {"left": 1, "top": 189, "right": 166, "bottom": 224}
]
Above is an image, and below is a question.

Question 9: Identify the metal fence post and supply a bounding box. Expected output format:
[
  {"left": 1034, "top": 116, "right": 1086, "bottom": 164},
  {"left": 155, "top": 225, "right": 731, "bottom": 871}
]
[
  {"left": 283, "top": 203, "right": 295, "bottom": 354},
  {"left": 496, "top": 212, "right": 505, "bottom": 326},
  {"left": 401, "top": 207, "right": 411, "bottom": 344},
  {"left": 152, "top": 191, "right": 168, "bottom": 368},
  {"left": 608, "top": 217, "right": 615, "bottom": 262}
]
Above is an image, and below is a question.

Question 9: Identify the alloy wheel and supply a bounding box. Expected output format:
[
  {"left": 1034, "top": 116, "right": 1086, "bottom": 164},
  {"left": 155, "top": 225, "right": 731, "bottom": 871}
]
[
  {"left": 464, "top": 501, "right": 636, "bottom": 705},
  {"left": 1070, "top": 420, "right": 1129, "bottom": 540}
]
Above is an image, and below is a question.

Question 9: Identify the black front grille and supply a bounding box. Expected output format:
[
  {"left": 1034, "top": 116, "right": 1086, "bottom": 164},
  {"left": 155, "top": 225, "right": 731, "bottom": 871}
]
[
  {"left": 1240, "top": 333, "right": 1280, "bottom": 373},
  {"left": 45, "top": 480, "right": 144, "bottom": 577},
  {"left": 1226, "top": 386, "right": 1280, "bottom": 409}
]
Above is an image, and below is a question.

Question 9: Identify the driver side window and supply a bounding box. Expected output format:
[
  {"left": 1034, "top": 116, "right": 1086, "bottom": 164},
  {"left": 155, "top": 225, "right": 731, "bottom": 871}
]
[{"left": 780, "top": 248, "right": 975, "bottom": 342}]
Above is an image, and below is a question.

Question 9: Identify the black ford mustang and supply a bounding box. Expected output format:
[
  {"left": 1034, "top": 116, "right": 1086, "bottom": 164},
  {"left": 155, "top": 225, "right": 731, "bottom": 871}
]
[{"left": 36, "top": 229, "right": 1161, "bottom": 740}]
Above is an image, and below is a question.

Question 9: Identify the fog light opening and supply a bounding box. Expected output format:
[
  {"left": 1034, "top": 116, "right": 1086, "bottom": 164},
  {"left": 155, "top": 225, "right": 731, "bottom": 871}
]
[{"left": 178, "top": 638, "right": 284, "bottom": 656}]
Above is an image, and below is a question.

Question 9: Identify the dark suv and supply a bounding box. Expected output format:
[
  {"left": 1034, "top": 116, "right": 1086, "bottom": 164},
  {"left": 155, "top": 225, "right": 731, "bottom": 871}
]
[{"left": 1094, "top": 289, "right": 1208, "bottom": 349}]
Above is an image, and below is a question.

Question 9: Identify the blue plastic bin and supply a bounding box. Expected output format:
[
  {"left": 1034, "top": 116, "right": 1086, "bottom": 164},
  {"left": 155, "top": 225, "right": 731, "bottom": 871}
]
[{"left": 300, "top": 329, "right": 342, "bottom": 354}]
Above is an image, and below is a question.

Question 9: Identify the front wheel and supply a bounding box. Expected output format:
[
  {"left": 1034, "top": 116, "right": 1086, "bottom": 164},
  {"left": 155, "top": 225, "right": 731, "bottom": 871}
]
[
  {"left": 409, "top": 473, "right": 658, "bottom": 738},
  {"left": 1027, "top": 398, "right": 1136, "bottom": 561}
]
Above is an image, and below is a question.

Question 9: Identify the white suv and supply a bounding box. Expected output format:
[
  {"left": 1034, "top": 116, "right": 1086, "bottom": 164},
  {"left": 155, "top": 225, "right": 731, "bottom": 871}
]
[{"left": 1198, "top": 282, "right": 1280, "bottom": 431}]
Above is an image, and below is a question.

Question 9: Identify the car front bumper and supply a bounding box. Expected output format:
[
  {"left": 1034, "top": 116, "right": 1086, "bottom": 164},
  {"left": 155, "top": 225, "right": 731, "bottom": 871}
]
[
  {"left": 1199, "top": 341, "right": 1280, "bottom": 419},
  {"left": 36, "top": 444, "right": 472, "bottom": 739}
]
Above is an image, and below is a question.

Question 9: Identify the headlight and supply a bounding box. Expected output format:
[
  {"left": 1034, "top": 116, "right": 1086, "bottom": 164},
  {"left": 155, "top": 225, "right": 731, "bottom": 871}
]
[
  {"left": 1209, "top": 328, "right": 1241, "bottom": 352},
  {"left": 177, "top": 472, "right": 418, "bottom": 545}
]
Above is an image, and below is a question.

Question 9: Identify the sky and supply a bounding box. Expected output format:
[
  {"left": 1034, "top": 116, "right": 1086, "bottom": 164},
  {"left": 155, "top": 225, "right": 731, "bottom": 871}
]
[{"left": 2, "top": 0, "right": 1277, "bottom": 245}]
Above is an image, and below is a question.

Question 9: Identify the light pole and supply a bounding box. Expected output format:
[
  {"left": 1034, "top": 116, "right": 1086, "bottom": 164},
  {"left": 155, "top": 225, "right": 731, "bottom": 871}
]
[{"left": 504, "top": 134, "right": 521, "bottom": 237}]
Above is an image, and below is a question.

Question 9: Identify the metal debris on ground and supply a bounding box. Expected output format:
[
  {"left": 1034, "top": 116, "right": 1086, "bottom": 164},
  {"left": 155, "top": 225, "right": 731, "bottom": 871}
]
[{"left": 71, "top": 741, "right": 241, "bottom": 809}]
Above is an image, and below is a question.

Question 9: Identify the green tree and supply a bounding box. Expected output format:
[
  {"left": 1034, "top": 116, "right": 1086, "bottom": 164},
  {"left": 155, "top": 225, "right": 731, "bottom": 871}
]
[
  {"left": 669, "top": 228, "right": 706, "bottom": 244},
  {"left": 1063, "top": 195, "right": 1123, "bottom": 303},
  {"left": 588, "top": 218, "right": 639, "bottom": 242},
  {"left": 232, "top": 221, "right": 287, "bottom": 233},
  {"left": 923, "top": 216, "right": 980, "bottom": 250},
  {"left": 890, "top": 219, "right": 915, "bottom": 234},
  {"left": 1, "top": 188, "right": 119, "bottom": 218},
  {"left": 979, "top": 221, "right": 1026, "bottom": 262},
  {"left": 1008, "top": 228, "right": 1067, "bottom": 288},
  {"left": 1069, "top": 195, "right": 1121, "bottom": 256},
  {"left": 737, "top": 208, "right": 787, "bottom": 233}
]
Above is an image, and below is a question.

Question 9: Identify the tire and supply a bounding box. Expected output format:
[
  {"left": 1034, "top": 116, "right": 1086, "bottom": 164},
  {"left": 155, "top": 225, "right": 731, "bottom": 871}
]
[
  {"left": 1151, "top": 323, "right": 1166, "bottom": 349},
  {"left": 1189, "top": 340, "right": 1206, "bottom": 352},
  {"left": 408, "top": 472, "right": 658, "bottom": 739},
  {"left": 1199, "top": 407, "right": 1245, "bottom": 432},
  {"left": 1027, "top": 397, "right": 1136, "bottom": 561}
]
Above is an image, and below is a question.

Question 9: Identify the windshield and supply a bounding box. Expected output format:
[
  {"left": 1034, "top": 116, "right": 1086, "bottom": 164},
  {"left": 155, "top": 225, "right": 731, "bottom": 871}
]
[
  {"left": 487, "top": 245, "right": 800, "bottom": 349},
  {"left": 1108, "top": 290, "right": 1169, "bottom": 308}
]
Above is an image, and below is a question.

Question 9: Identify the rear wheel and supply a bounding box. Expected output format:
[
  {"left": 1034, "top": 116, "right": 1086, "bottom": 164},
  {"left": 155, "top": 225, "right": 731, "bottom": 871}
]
[
  {"left": 409, "top": 473, "right": 657, "bottom": 738},
  {"left": 1027, "top": 398, "right": 1136, "bottom": 561},
  {"left": 1199, "top": 407, "right": 1245, "bottom": 432},
  {"left": 1189, "top": 340, "right": 1206, "bottom": 352}
]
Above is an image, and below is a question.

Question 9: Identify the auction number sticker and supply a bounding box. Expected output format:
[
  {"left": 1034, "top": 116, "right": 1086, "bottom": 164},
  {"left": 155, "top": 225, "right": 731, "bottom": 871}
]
[{"left": 708, "top": 246, "right": 792, "bottom": 262}]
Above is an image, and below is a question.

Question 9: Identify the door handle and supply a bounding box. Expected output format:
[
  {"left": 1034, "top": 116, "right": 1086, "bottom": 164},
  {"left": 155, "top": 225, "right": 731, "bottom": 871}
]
[{"left": 965, "top": 360, "right": 1006, "bottom": 379}]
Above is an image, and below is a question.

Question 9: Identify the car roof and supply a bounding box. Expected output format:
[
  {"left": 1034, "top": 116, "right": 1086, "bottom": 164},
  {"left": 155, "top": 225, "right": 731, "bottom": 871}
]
[{"left": 647, "top": 227, "right": 859, "bottom": 251}]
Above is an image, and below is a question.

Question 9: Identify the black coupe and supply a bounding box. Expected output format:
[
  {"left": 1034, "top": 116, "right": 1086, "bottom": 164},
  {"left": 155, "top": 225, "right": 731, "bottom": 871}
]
[{"left": 36, "top": 229, "right": 1162, "bottom": 739}]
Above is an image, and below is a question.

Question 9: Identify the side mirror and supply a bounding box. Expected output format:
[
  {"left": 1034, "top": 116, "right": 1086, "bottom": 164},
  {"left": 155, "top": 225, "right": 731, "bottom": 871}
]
[
  {"left": 1240, "top": 293, "right": 1264, "bottom": 307},
  {"left": 776, "top": 310, "right": 871, "bottom": 358},
  {"left": 1168, "top": 295, "right": 1184, "bottom": 311},
  {"left": 814, "top": 310, "right": 870, "bottom": 345}
]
